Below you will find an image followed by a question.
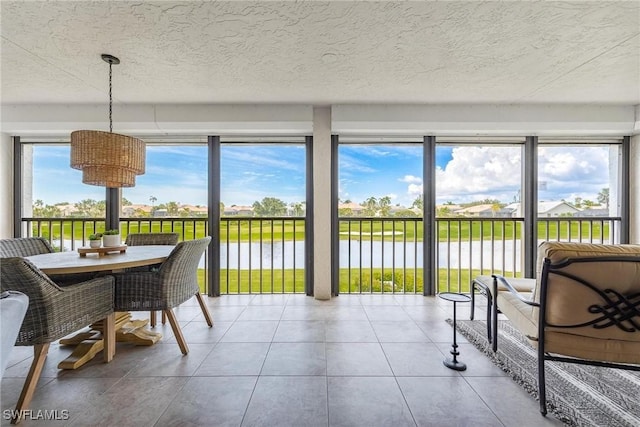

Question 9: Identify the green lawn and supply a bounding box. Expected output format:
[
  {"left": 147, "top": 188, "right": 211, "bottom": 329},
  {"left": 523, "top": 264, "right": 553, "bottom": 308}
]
[
  {"left": 220, "top": 219, "right": 305, "bottom": 242},
  {"left": 210, "top": 267, "right": 523, "bottom": 295},
  {"left": 218, "top": 269, "right": 306, "bottom": 294}
]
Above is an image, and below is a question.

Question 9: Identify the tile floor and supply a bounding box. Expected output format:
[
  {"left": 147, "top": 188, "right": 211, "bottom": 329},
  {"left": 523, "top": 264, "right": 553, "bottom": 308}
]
[{"left": 1, "top": 294, "right": 565, "bottom": 427}]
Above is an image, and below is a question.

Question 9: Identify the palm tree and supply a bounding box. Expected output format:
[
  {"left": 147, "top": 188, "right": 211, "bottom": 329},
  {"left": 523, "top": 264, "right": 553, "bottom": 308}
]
[
  {"left": 412, "top": 195, "right": 424, "bottom": 211},
  {"left": 291, "top": 202, "right": 304, "bottom": 217},
  {"left": 364, "top": 197, "right": 378, "bottom": 216},
  {"left": 378, "top": 196, "right": 391, "bottom": 217},
  {"left": 149, "top": 195, "right": 157, "bottom": 215}
]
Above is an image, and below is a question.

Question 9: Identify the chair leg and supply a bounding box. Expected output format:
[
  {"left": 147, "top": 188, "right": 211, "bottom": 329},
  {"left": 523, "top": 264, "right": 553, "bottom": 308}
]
[
  {"left": 538, "top": 347, "right": 547, "bottom": 415},
  {"left": 491, "top": 278, "right": 499, "bottom": 352},
  {"left": 195, "top": 292, "right": 213, "bottom": 327},
  {"left": 470, "top": 281, "right": 476, "bottom": 321},
  {"left": 486, "top": 292, "right": 493, "bottom": 344},
  {"left": 103, "top": 312, "right": 116, "bottom": 362},
  {"left": 164, "top": 309, "right": 188, "bottom": 355},
  {"left": 150, "top": 310, "right": 156, "bottom": 328},
  {"left": 162, "top": 311, "right": 166, "bottom": 325},
  {"left": 11, "top": 343, "right": 50, "bottom": 425}
]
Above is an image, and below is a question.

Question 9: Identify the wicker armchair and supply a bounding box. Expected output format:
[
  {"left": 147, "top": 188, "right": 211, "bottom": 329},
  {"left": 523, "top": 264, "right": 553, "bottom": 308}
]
[
  {"left": 0, "top": 258, "right": 115, "bottom": 425},
  {"left": 113, "top": 237, "right": 213, "bottom": 355},
  {"left": 0, "top": 237, "right": 54, "bottom": 257},
  {"left": 124, "top": 232, "right": 180, "bottom": 326}
]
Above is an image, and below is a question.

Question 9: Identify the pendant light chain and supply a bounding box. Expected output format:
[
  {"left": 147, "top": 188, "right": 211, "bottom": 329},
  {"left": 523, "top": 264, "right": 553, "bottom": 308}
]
[{"left": 108, "top": 61, "right": 113, "bottom": 133}]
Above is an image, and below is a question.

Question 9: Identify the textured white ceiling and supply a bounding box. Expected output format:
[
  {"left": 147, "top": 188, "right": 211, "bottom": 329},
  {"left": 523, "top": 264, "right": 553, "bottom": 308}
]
[{"left": 1, "top": 1, "right": 639, "bottom": 105}]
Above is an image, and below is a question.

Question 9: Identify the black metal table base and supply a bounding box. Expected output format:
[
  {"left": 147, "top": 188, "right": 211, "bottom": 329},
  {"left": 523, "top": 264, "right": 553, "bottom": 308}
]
[
  {"left": 439, "top": 292, "right": 471, "bottom": 372},
  {"left": 443, "top": 354, "right": 467, "bottom": 371}
]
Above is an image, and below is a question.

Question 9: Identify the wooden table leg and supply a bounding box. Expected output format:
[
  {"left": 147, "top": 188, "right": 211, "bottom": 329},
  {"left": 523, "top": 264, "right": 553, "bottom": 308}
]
[
  {"left": 58, "top": 312, "right": 162, "bottom": 370},
  {"left": 103, "top": 313, "right": 115, "bottom": 361},
  {"left": 116, "top": 316, "right": 163, "bottom": 346}
]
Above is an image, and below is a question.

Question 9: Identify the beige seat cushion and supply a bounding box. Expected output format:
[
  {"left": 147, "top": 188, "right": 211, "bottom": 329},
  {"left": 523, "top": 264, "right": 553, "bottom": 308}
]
[
  {"left": 545, "top": 331, "right": 640, "bottom": 364},
  {"left": 496, "top": 291, "right": 537, "bottom": 341}
]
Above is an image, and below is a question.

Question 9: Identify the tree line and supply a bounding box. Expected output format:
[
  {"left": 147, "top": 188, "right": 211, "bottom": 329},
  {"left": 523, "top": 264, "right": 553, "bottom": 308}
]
[{"left": 30, "top": 188, "right": 609, "bottom": 218}]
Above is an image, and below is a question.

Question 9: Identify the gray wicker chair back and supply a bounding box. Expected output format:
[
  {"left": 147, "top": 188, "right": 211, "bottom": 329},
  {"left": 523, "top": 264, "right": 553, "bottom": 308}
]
[
  {"left": 0, "top": 237, "right": 54, "bottom": 257},
  {"left": 0, "top": 257, "right": 115, "bottom": 345},
  {"left": 114, "top": 237, "right": 211, "bottom": 311},
  {"left": 125, "top": 233, "right": 179, "bottom": 246}
]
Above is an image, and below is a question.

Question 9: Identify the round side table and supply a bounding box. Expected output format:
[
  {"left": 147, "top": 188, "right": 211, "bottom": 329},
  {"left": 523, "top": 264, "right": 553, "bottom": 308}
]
[{"left": 439, "top": 292, "right": 472, "bottom": 371}]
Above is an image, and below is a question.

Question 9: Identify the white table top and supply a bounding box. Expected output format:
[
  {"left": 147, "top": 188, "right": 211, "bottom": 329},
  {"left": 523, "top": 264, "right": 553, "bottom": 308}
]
[{"left": 26, "top": 245, "right": 175, "bottom": 275}]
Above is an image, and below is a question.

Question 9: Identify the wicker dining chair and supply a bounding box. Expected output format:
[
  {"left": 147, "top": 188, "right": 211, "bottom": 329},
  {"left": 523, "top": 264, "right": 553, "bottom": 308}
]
[
  {"left": 0, "top": 237, "right": 96, "bottom": 286},
  {"left": 0, "top": 237, "right": 54, "bottom": 257},
  {"left": 124, "top": 233, "right": 180, "bottom": 326},
  {"left": 0, "top": 257, "right": 115, "bottom": 425},
  {"left": 124, "top": 233, "right": 179, "bottom": 247},
  {"left": 113, "top": 237, "right": 213, "bottom": 355}
]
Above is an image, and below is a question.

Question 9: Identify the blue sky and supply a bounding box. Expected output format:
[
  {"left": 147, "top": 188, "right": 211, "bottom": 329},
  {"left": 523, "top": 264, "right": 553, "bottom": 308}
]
[
  {"left": 339, "top": 144, "right": 426, "bottom": 206},
  {"left": 32, "top": 143, "right": 611, "bottom": 207},
  {"left": 220, "top": 144, "right": 306, "bottom": 206}
]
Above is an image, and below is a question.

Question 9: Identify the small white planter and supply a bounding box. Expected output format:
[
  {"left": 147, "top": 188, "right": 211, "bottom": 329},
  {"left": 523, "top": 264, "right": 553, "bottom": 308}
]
[
  {"left": 102, "top": 234, "right": 121, "bottom": 247},
  {"left": 89, "top": 240, "right": 101, "bottom": 248}
]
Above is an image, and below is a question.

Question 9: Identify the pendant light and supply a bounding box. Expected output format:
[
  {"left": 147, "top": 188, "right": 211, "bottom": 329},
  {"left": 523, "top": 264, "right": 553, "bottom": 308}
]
[{"left": 70, "top": 54, "right": 145, "bottom": 187}]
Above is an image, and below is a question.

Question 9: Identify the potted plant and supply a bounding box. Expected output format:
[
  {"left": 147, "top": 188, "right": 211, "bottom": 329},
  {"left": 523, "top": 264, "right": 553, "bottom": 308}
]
[
  {"left": 102, "top": 229, "right": 121, "bottom": 247},
  {"left": 88, "top": 233, "right": 102, "bottom": 248}
]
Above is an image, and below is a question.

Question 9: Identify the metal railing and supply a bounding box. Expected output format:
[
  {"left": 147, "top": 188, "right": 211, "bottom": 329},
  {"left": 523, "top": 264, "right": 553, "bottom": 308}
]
[
  {"left": 339, "top": 216, "right": 622, "bottom": 295},
  {"left": 537, "top": 217, "right": 620, "bottom": 244},
  {"left": 21, "top": 215, "right": 622, "bottom": 296},
  {"left": 338, "top": 217, "right": 422, "bottom": 294},
  {"left": 20, "top": 216, "right": 307, "bottom": 295},
  {"left": 22, "top": 217, "right": 109, "bottom": 251},
  {"left": 436, "top": 218, "right": 523, "bottom": 294},
  {"left": 21, "top": 216, "right": 213, "bottom": 250},
  {"left": 220, "top": 217, "right": 306, "bottom": 294}
]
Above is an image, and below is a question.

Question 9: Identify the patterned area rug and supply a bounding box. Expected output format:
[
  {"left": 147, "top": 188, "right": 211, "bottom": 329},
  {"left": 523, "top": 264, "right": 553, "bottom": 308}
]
[{"left": 451, "top": 319, "right": 640, "bottom": 427}]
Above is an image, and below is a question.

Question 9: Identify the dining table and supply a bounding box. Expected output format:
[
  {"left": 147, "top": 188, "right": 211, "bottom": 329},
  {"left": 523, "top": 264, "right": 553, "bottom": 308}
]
[{"left": 26, "top": 245, "right": 175, "bottom": 370}]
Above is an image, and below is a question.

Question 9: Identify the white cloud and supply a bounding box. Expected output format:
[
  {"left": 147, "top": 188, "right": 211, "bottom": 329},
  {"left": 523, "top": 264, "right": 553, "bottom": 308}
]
[
  {"left": 147, "top": 146, "right": 205, "bottom": 158},
  {"left": 408, "top": 183, "right": 423, "bottom": 199},
  {"left": 339, "top": 153, "right": 377, "bottom": 174},
  {"left": 223, "top": 147, "right": 303, "bottom": 173},
  {"left": 435, "top": 146, "right": 521, "bottom": 203},
  {"left": 434, "top": 145, "right": 612, "bottom": 204},
  {"left": 538, "top": 146, "right": 610, "bottom": 202},
  {"left": 353, "top": 146, "right": 396, "bottom": 157},
  {"left": 400, "top": 175, "right": 422, "bottom": 184}
]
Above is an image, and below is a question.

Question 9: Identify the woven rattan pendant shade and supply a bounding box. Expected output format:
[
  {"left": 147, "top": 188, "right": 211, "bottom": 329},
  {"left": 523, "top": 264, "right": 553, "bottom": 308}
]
[
  {"left": 70, "top": 54, "right": 145, "bottom": 188},
  {"left": 70, "top": 130, "right": 145, "bottom": 187}
]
